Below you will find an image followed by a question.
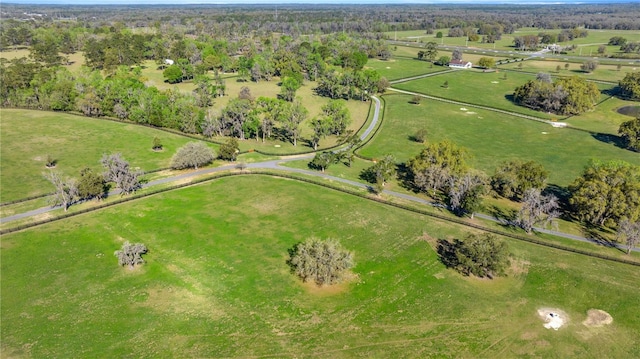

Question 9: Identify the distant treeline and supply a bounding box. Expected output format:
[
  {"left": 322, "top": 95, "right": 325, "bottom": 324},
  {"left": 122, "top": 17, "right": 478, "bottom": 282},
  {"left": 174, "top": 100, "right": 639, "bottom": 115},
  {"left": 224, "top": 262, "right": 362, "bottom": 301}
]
[{"left": 2, "top": 3, "right": 640, "bottom": 39}]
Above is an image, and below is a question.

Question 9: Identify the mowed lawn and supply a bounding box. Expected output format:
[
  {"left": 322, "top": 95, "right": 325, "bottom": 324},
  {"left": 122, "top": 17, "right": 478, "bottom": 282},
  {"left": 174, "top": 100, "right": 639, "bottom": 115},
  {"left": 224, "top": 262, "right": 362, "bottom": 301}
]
[
  {"left": 0, "top": 109, "right": 210, "bottom": 202},
  {"left": 365, "top": 57, "right": 446, "bottom": 81},
  {"left": 359, "top": 94, "right": 640, "bottom": 187},
  {"left": 392, "top": 70, "right": 618, "bottom": 122},
  {"left": 499, "top": 59, "right": 638, "bottom": 83},
  {"left": 2, "top": 176, "right": 639, "bottom": 358}
]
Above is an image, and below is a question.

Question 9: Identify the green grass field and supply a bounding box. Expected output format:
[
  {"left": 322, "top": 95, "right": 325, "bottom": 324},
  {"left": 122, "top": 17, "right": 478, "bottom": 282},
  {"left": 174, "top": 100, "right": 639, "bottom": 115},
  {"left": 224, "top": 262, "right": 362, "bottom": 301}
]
[
  {"left": 2, "top": 175, "right": 639, "bottom": 358},
  {"left": 499, "top": 59, "right": 637, "bottom": 83},
  {"left": 0, "top": 109, "right": 211, "bottom": 202},
  {"left": 365, "top": 57, "right": 446, "bottom": 81},
  {"left": 358, "top": 94, "right": 640, "bottom": 187}
]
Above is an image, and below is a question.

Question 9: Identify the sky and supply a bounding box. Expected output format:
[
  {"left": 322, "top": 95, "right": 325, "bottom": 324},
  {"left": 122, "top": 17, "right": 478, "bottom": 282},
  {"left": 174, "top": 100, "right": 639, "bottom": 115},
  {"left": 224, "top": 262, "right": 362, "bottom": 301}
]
[{"left": 4, "top": 0, "right": 635, "bottom": 5}]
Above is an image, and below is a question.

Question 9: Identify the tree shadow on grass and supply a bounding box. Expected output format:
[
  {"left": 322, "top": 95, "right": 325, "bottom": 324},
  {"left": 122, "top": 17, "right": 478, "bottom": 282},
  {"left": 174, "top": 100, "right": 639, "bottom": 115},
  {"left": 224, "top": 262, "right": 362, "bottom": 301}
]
[
  {"left": 504, "top": 93, "right": 516, "bottom": 105},
  {"left": 436, "top": 238, "right": 460, "bottom": 270},
  {"left": 486, "top": 204, "right": 516, "bottom": 228},
  {"left": 581, "top": 225, "right": 625, "bottom": 253},
  {"left": 591, "top": 132, "right": 628, "bottom": 151}
]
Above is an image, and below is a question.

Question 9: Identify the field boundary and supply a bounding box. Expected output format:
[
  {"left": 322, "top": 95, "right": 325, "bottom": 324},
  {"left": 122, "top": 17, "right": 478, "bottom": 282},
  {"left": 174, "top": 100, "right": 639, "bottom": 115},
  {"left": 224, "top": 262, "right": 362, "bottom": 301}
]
[{"left": 2, "top": 170, "right": 638, "bottom": 267}]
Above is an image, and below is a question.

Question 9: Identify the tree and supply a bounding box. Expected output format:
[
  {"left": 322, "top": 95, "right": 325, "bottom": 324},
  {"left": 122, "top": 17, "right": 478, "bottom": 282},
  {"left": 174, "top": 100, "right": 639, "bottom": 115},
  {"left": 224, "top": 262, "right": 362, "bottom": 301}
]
[
  {"left": 163, "top": 65, "right": 183, "bottom": 84},
  {"left": 536, "top": 72, "right": 552, "bottom": 83},
  {"left": 218, "top": 137, "right": 240, "bottom": 161},
  {"left": 436, "top": 31, "right": 443, "bottom": 39},
  {"left": 309, "top": 116, "right": 332, "bottom": 150},
  {"left": 192, "top": 75, "right": 214, "bottom": 108},
  {"left": 171, "top": 142, "right": 215, "bottom": 170},
  {"left": 288, "top": 238, "right": 354, "bottom": 286},
  {"left": 44, "top": 170, "right": 79, "bottom": 211},
  {"left": 152, "top": 137, "right": 163, "bottom": 151},
  {"left": 569, "top": 160, "right": 640, "bottom": 227},
  {"left": 77, "top": 167, "right": 106, "bottom": 201},
  {"left": 114, "top": 241, "right": 147, "bottom": 269},
  {"left": 581, "top": 60, "right": 598, "bottom": 73},
  {"left": 280, "top": 76, "right": 301, "bottom": 102},
  {"left": 321, "top": 100, "right": 351, "bottom": 136},
  {"left": 437, "top": 56, "right": 450, "bottom": 66},
  {"left": 619, "top": 118, "right": 640, "bottom": 152},
  {"left": 564, "top": 63, "right": 570, "bottom": 71},
  {"left": 448, "top": 171, "right": 487, "bottom": 218},
  {"left": 597, "top": 45, "right": 606, "bottom": 55},
  {"left": 100, "top": 153, "right": 142, "bottom": 195},
  {"left": 409, "top": 95, "right": 422, "bottom": 105},
  {"left": 452, "top": 48, "right": 463, "bottom": 61},
  {"left": 619, "top": 72, "right": 640, "bottom": 100},
  {"left": 361, "top": 154, "right": 396, "bottom": 189},
  {"left": 423, "top": 42, "right": 438, "bottom": 62},
  {"left": 280, "top": 99, "right": 308, "bottom": 146},
  {"left": 409, "top": 140, "right": 468, "bottom": 196},
  {"left": 309, "top": 151, "right": 335, "bottom": 172},
  {"left": 515, "top": 188, "right": 560, "bottom": 234},
  {"left": 438, "top": 233, "right": 509, "bottom": 278},
  {"left": 608, "top": 36, "right": 627, "bottom": 46},
  {"left": 477, "top": 57, "right": 495, "bottom": 69},
  {"left": 413, "top": 128, "right": 427, "bottom": 143},
  {"left": 491, "top": 160, "right": 549, "bottom": 200},
  {"left": 513, "top": 76, "right": 599, "bottom": 115},
  {"left": 616, "top": 220, "right": 640, "bottom": 255}
]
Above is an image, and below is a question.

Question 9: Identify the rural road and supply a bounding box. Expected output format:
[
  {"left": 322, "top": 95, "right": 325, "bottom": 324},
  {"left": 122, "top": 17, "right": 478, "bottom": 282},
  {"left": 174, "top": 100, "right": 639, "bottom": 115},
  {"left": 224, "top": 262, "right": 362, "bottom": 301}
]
[{"left": 1, "top": 95, "right": 637, "bottom": 254}]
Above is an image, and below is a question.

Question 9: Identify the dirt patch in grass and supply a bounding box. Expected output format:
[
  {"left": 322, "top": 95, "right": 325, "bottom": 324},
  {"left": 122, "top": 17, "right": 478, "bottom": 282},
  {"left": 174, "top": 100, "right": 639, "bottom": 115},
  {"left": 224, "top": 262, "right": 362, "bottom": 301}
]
[
  {"left": 300, "top": 271, "right": 359, "bottom": 296},
  {"left": 582, "top": 309, "right": 613, "bottom": 327},
  {"left": 140, "top": 286, "right": 225, "bottom": 319}
]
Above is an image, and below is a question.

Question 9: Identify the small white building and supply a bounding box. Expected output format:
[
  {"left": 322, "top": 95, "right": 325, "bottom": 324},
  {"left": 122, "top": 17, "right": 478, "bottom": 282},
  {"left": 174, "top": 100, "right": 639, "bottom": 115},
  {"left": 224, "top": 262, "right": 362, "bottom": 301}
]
[
  {"left": 164, "top": 59, "right": 175, "bottom": 66},
  {"left": 449, "top": 60, "right": 472, "bottom": 69}
]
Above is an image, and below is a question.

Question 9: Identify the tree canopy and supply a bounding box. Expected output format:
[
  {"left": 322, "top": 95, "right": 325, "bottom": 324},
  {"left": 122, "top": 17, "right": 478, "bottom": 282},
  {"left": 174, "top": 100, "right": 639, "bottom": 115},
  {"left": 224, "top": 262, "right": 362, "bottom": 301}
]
[
  {"left": 288, "top": 238, "right": 354, "bottom": 286},
  {"left": 513, "top": 76, "right": 599, "bottom": 115},
  {"left": 618, "top": 72, "right": 640, "bottom": 101}
]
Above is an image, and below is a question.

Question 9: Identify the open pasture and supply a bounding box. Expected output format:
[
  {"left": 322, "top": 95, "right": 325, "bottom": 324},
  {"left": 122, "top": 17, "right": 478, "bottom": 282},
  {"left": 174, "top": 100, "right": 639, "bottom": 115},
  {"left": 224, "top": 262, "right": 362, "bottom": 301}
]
[
  {"left": 358, "top": 94, "right": 640, "bottom": 187},
  {"left": 499, "top": 59, "right": 638, "bottom": 83},
  {"left": 365, "top": 57, "right": 445, "bottom": 81},
  {"left": 2, "top": 175, "right": 639, "bottom": 358},
  {"left": 0, "top": 109, "right": 208, "bottom": 202}
]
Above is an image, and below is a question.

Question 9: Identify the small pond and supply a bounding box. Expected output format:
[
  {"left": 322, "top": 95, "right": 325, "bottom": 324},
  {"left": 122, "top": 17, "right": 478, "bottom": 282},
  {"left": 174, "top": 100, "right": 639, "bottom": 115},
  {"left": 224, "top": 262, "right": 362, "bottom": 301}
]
[{"left": 617, "top": 105, "right": 640, "bottom": 118}]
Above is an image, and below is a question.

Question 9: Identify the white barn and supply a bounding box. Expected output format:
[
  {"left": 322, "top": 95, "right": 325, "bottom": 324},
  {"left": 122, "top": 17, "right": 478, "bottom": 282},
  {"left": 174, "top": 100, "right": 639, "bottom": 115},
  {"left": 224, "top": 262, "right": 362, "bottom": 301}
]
[{"left": 449, "top": 60, "right": 472, "bottom": 69}]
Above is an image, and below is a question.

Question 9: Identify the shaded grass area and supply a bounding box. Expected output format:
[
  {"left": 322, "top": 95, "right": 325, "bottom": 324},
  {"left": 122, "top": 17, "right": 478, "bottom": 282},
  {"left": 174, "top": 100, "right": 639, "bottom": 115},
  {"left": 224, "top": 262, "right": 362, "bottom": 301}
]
[
  {"left": 0, "top": 109, "right": 210, "bottom": 202},
  {"left": 2, "top": 176, "right": 639, "bottom": 358},
  {"left": 358, "top": 94, "right": 640, "bottom": 187}
]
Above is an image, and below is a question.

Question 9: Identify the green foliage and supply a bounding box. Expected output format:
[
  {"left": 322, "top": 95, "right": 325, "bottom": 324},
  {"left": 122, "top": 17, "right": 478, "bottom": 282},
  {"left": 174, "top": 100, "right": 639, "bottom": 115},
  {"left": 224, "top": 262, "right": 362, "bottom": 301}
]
[
  {"left": 100, "top": 153, "right": 142, "bottom": 195},
  {"left": 477, "top": 57, "right": 495, "bottom": 69},
  {"left": 321, "top": 99, "right": 351, "bottom": 136},
  {"left": 409, "top": 95, "right": 422, "bottom": 105},
  {"left": 619, "top": 118, "right": 640, "bottom": 152},
  {"left": 360, "top": 155, "right": 396, "bottom": 187},
  {"left": 114, "top": 241, "right": 147, "bottom": 269},
  {"left": 77, "top": 167, "right": 107, "bottom": 201},
  {"left": 437, "top": 56, "right": 450, "bottom": 66},
  {"left": 288, "top": 238, "right": 354, "bottom": 286},
  {"left": 171, "top": 142, "right": 215, "bottom": 170},
  {"left": 279, "top": 76, "right": 302, "bottom": 102},
  {"left": 218, "top": 137, "right": 240, "bottom": 161},
  {"left": 413, "top": 128, "right": 427, "bottom": 143},
  {"left": 409, "top": 140, "right": 468, "bottom": 195},
  {"left": 569, "top": 160, "right": 640, "bottom": 227},
  {"left": 608, "top": 36, "right": 627, "bottom": 46},
  {"left": 436, "top": 31, "right": 443, "bottom": 38},
  {"left": 152, "top": 136, "right": 163, "bottom": 151},
  {"left": 513, "top": 76, "right": 599, "bottom": 115},
  {"left": 448, "top": 171, "right": 488, "bottom": 218},
  {"left": 619, "top": 72, "right": 640, "bottom": 100},
  {"left": 309, "top": 151, "right": 336, "bottom": 172},
  {"left": 162, "top": 65, "right": 183, "bottom": 84},
  {"left": 438, "top": 233, "right": 510, "bottom": 278},
  {"left": 44, "top": 170, "right": 79, "bottom": 211},
  {"left": 491, "top": 160, "right": 549, "bottom": 200}
]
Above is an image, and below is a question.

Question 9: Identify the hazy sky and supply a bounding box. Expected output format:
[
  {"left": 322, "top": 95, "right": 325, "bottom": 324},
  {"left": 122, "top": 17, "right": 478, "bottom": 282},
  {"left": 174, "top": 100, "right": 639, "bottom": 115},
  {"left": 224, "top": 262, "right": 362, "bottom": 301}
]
[{"left": 5, "top": 0, "right": 632, "bottom": 4}]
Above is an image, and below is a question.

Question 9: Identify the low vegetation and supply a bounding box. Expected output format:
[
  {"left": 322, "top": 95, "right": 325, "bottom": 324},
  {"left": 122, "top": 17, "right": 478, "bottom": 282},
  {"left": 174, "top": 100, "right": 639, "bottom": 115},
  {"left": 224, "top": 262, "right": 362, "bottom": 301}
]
[{"left": 288, "top": 238, "right": 354, "bottom": 286}]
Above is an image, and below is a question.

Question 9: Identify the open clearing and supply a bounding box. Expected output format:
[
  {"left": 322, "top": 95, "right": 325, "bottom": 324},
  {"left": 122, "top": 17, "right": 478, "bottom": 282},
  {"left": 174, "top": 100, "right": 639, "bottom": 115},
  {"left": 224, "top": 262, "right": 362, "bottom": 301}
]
[
  {"left": 2, "top": 176, "right": 639, "bottom": 358},
  {"left": 358, "top": 94, "right": 640, "bottom": 187}
]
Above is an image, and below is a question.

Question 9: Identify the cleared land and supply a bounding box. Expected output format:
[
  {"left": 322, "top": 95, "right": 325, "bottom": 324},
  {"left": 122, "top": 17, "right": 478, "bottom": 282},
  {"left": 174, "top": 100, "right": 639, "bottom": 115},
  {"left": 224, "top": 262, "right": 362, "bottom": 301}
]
[
  {"left": 2, "top": 176, "right": 639, "bottom": 358},
  {"left": 358, "top": 94, "right": 640, "bottom": 187},
  {"left": 0, "top": 109, "right": 209, "bottom": 202},
  {"left": 499, "top": 59, "right": 637, "bottom": 83},
  {"left": 365, "top": 57, "right": 446, "bottom": 81}
]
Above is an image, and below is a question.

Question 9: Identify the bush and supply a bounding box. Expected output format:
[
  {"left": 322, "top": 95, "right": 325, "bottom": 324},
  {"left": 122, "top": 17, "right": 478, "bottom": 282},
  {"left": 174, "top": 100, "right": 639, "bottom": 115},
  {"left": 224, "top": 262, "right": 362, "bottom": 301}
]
[
  {"left": 152, "top": 136, "right": 163, "bottom": 151},
  {"left": 412, "top": 128, "right": 428, "bottom": 143},
  {"left": 437, "top": 233, "right": 509, "bottom": 278},
  {"left": 288, "top": 238, "right": 354, "bottom": 286},
  {"left": 171, "top": 142, "right": 215, "bottom": 170},
  {"left": 114, "top": 241, "right": 147, "bottom": 269},
  {"left": 218, "top": 137, "right": 240, "bottom": 161}
]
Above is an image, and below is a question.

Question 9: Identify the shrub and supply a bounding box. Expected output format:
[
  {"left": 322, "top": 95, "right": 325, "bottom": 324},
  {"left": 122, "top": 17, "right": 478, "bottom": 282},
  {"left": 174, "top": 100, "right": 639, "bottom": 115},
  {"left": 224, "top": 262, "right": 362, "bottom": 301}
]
[
  {"left": 288, "top": 238, "right": 354, "bottom": 286},
  {"left": 437, "top": 233, "right": 509, "bottom": 278},
  {"left": 114, "top": 241, "right": 147, "bottom": 269},
  {"left": 171, "top": 142, "right": 215, "bottom": 170}
]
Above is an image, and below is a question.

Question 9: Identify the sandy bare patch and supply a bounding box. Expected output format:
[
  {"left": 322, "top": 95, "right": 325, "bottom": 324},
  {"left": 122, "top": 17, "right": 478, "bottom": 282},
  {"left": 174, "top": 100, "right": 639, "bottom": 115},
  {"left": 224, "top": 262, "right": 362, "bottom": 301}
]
[
  {"left": 537, "top": 307, "right": 568, "bottom": 330},
  {"left": 509, "top": 259, "right": 530, "bottom": 276},
  {"left": 582, "top": 309, "right": 613, "bottom": 327},
  {"left": 520, "top": 331, "right": 537, "bottom": 340},
  {"left": 140, "top": 286, "right": 225, "bottom": 319},
  {"left": 301, "top": 271, "right": 359, "bottom": 296}
]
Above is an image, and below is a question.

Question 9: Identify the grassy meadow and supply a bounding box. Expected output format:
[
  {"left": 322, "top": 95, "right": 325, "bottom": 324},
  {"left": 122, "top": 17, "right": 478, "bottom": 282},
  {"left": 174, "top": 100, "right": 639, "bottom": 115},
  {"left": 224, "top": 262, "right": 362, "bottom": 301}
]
[
  {"left": 499, "top": 59, "right": 638, "bottom": 83},
  {"left": 0, "top": 109, "right": 211, "bottom": 202},
  {"left": 358, "top": 94, "right": 640, "bottom": 187},
  {"left": 2, "top": 176, "right": 639, "bottom": 358}
]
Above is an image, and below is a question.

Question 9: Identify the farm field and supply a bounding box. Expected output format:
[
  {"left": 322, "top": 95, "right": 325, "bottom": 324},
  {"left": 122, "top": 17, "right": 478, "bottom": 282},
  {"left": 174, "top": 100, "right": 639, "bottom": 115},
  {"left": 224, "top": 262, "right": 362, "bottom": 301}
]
[
  {"left": 358, "top": 94, "right": 640, "bottom": 187},
  {"left": 365, "top": 57, "right": 446, "bottom": 81},
  {"left": 2, "top": 175, "right": 639, "bottom": 358},
  {"left": 0, "top": 109, "right": 211, "bottom": 202},
  {"left": 499, "top": 59, "right": 638, "bottom": 83}
]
